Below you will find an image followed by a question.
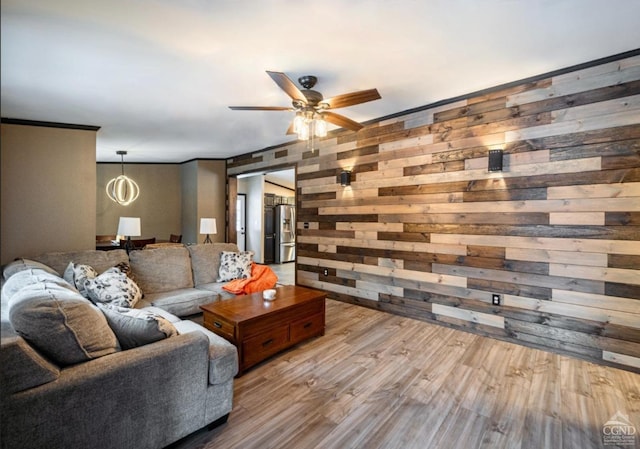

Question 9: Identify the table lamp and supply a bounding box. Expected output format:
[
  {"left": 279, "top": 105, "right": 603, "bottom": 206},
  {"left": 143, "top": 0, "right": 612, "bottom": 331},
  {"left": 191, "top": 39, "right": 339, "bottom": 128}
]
[
  {"left": 200, "top": 218, "right": 217, "bottom": 244},
  {"left": 118, "top": 217, "right": 141, "bottom": 253}
]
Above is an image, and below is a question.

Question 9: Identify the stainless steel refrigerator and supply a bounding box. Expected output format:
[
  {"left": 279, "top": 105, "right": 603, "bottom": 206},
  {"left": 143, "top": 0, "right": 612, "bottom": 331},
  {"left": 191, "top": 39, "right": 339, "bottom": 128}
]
[{"left": 275, "top": 204, "right": 295, "bottom": 263}]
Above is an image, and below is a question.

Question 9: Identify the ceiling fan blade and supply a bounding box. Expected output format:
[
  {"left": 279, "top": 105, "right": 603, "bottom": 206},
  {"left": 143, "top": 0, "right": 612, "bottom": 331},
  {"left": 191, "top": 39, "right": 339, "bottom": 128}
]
[
  {"left": 323, "top": 111, "right": 364, "bottom": 132},
  {"left": 266, "top": 71, "right": 307, "bottom": 104},
  {"left": 229, "top": 106, "right": 292, "bottom": 111},
  {"left": 322, "top": 88, "right": 381, "bottom": 109}
]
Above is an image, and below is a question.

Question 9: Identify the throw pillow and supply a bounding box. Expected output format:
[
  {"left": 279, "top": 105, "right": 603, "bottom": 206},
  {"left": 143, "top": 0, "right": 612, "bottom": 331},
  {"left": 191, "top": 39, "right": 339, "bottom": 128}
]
[
  {"left": 216, "top": 251, "right": 254, "bottom": 282},
  {"left": 84, "top": 267, "right": 142, "bottom": 308},
  {"left": 8, "top": 282, "right": 120, "bottom": 366},
  {"left": 113, "top": 261, "right": 132, "bottom": 278},
  {"left": 2, "top": 258, "right": 59, "bottom": 281},
  {"left": 2, "top": 268, "right": 76, "bottom": 303},
  {"left": 63, "top": 262, "right": 98, "bottom": 298},
  {"left": 98, "top": 304, "right": 178, "bottom": 349}
]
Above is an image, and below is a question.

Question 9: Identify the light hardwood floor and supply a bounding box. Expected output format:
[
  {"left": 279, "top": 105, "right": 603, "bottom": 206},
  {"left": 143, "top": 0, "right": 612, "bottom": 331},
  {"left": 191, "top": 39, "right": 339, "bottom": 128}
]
[{"left": 173, "top": 299, "right": 640, "bottom": 449}]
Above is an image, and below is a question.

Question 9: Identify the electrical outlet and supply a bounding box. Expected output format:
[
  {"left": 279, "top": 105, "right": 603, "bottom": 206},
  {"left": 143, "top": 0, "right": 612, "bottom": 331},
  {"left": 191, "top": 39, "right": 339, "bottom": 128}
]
[
  {"left": 323, "top": 268, "right": 329, "bottom": 276},
  {"left": 492, "top": 294, "right": 501, "bottom": 306}
]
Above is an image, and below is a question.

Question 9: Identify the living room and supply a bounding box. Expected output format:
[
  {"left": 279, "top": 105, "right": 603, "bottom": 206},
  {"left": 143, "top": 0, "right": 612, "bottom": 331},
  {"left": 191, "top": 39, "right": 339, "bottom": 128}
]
[{"left": 2, "top": 1, "right": 640, "bottom": 448}]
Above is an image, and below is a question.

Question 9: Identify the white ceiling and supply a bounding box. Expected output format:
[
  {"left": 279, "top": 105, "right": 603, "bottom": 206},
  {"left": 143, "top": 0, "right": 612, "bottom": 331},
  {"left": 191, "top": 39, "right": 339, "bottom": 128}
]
[{"left": 2, "top": 0, "right": 639, "bottom": 163}]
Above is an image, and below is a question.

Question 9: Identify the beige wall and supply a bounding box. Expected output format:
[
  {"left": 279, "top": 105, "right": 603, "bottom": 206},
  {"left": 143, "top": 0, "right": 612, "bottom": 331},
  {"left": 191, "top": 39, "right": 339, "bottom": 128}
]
[
  {"left": 181, "top": 161, "right": 198, "bottom": 244},
  {"left": 97, "top": 163, "right": 182, "bottom": 241},
  {"left": 196, "top": 160, "right": 227, "bottom": 244},
  {"left": 181, "top": 160, "right": 226, "bottom": 244},
  {"left": 2, "top": 122, "right": 225, "bottom": 263},
  {"left": 1, "top": 123, "right": 97, "bottom": 265}
]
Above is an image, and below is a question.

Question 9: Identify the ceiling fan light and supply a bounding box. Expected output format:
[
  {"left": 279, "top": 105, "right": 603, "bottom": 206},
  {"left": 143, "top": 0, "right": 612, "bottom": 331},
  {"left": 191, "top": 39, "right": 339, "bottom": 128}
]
[
  {"left": 298, "top": 123, "right": 310, "bottom": 141},
  {"left": 293, "top": 114, "right": 304, "bottom": 134},
  {"left": 315, "top": 118, "right": 327, "bottom": 137}
]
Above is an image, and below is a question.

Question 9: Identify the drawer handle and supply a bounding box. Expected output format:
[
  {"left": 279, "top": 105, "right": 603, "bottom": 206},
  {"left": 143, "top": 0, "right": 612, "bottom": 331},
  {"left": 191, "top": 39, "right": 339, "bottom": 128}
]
[
  {"left": 213, "top": 321, "right": 222, "bottom": 329},
  {"left": 303, "top": 322, "right": 313, "bottom": 329},
  {"left": 262, "top": 338, "right": 274, "bottom": 347}
]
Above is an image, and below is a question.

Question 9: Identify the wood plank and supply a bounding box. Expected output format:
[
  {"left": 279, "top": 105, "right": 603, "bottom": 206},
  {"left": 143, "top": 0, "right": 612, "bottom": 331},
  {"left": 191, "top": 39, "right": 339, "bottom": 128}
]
[
  {"left": 380, "top": 212, "right": 549, "bottom": 225},
  {"left": 405, "top": 223, "right": 639, "bottom": 240},
  {"left": 320, "top": 196, "right": 640, "bottom": 215},
  {"left": 602, "top": 351, "right": 640, "bottom": 369},
  {"left": 296, "top": 237, "right": 468, "bottom": 256},
  {"left": 506, "top": 248, "right": 608, "bottom": 267},
  {"left": 551, "top": 289, "right": 640, "bottom": 314},
  {"left": 432, "top": 303, "right": 504, "bottom": 329},
  {"left": 608, "top": 253, "right": 640, "bottom": 269},
  {"left": 505, "top": 109, "right": 640, "bottom": 143},
  {"left": 505, "top": 319, "right": 640, "bottom": 358},
  {"left": 431, "top": 233, "right": 640, "bottom": 255},
  {"left": 507, "top": 58, "right": 640, "bottom": 106},
  {"left": 549, "top": 212, "right": 605, "bottom": 225},
  {"left": 548, "top": 181, "right": 640, "bottom": 199},
  {"left": 549, "top": 264, "right": 640, "bottom": 285},
  {"left": 505, "top": 294, "right": 640, "bottom": 329}
]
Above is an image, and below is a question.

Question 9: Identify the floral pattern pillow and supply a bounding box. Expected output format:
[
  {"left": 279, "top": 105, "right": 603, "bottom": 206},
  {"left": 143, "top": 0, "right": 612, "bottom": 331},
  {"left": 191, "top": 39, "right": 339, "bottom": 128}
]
[
  {"left": 63, "top": 262, "right": 98, "bottom": 298},
  {"left": 216, "top": 251, "right": 254, "bottom": 282},
  {"left": 84, "top": 267, "right": 142, "bottom": 308}
]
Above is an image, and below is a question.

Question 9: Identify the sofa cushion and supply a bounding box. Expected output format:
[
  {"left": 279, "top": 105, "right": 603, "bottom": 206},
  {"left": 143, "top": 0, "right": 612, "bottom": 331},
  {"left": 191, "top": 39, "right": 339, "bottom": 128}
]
[
  {"left": 172, "top": 320, "right": 238, "bottom": 384},
  {"left": 187, "top": 243, "right": 239, "bottom": 286},
  {"left": 83, "top": 267, "right": 142, "bottom": 308},
  {"left": 216, "top": 251, "right": 254, "bottom": 282},
  {"left": 2, "top": 258, "right": 59, "bottom": 281},
  {"left": 195, "top": 282, "right": 237, "bottom": 300},
  {"left": 63, "top": 262, "right": 98, "bottom": 298},
  {"left": 99, "top": 304, "right": 178, "bottom": 349},
  {"left": 144, "top": 288, "right": 216, "bottom": 317},
  {"left": 129, "top": 247, "right": 193, "bottom": 294},
  {"left": 8, "top": 282, "right": 120, "bottom": 366},
  {"left": 33, "top": 250, "right": 129, "bottom": 277}
]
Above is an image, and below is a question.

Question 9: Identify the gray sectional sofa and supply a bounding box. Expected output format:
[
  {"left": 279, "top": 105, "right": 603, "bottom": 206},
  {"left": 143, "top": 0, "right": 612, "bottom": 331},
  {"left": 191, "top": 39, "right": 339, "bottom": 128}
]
[{"left": 0, "top": 243, "right": 243, "bottom": 449}]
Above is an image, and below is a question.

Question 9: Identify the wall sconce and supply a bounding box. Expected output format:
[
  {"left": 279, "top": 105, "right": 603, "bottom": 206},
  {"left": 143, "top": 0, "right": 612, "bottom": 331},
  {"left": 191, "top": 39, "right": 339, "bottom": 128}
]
[
  {"left": 199, "top": 218, "right": 217, "bottom": 243},
  {"left": 488, "top": 150, "right": 504, "bottom": 172},
  {"left": 340, "top": 170, "right": 351, "bottom": 186}
]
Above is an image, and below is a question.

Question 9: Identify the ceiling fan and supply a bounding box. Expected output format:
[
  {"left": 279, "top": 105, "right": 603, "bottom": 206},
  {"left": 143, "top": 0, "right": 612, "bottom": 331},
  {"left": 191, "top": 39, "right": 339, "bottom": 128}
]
[{"left": 229, "top": 71, "right": 381, "bottom": 140}]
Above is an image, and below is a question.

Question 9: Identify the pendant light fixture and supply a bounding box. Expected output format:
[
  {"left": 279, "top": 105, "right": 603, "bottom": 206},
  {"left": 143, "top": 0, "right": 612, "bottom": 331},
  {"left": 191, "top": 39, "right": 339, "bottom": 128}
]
[{"left": 106, "top": 151, "right": 140, "bottom": 206}]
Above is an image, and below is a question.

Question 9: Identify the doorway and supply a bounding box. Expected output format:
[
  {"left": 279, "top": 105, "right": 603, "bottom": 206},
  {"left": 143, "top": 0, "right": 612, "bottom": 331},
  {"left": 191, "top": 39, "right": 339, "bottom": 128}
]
[
  {"left": 236, "top": 193, "right": 246, "bottom": 252},
  {"left": 230, "top": 168, "right": 295, "bottom": 264}
]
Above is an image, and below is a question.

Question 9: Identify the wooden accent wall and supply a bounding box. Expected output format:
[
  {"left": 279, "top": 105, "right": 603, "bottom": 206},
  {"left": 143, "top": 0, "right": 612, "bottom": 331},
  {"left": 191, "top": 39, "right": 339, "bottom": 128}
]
[{"left": 227, "top": 52, "right": 640, "bottom": 372}]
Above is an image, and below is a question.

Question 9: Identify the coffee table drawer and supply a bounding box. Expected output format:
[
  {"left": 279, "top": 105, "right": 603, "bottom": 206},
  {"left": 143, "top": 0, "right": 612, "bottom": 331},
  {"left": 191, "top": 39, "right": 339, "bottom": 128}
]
[
  {"left": 290, "top": 313, "right": 324, "bottom": 344},
  {"left": 203, "top": 314, "right": 235, "bottom": 342},
  {"left": 242, "top": 324, "right": 289, "bottom": 368}
]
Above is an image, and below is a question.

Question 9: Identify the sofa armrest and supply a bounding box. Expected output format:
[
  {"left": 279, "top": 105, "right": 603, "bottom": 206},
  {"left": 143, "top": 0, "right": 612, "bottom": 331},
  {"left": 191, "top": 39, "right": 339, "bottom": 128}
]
[
  {"left": 2, "top": 332, "right": 211, "bottom": 449},
  {"left": 173, "top": 320, "right": 239, "bottom": 384},
  {"left": 0, "top": 328, "right": 60, "bottom": 395}
]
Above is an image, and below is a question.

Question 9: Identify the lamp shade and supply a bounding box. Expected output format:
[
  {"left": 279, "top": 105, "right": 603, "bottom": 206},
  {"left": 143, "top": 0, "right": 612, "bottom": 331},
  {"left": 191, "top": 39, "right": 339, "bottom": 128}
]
[
  {"left": 200, "top": 218, "right": 217, "bottom": 234},
  {"left": 117, "top": 217, "right": 141, "bottom": 237}
]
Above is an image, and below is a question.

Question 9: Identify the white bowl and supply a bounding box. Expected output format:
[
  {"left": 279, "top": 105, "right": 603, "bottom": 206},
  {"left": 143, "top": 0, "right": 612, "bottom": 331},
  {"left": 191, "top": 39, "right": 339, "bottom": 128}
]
[{"left": 263, "top": 289, "right": 276, "bottom": 301}]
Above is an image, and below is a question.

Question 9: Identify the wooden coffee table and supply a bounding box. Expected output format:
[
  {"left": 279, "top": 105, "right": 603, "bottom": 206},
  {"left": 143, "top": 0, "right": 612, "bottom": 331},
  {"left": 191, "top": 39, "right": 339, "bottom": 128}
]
[{"left": 200, "top": 285, "right": 326, "bottom": 375}]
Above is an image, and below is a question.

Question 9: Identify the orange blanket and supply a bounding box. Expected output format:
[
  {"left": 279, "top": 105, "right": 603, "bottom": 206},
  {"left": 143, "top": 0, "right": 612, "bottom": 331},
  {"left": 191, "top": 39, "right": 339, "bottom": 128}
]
[{"left": 222, "top": 263, "right": 278, "bottom": 295}]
